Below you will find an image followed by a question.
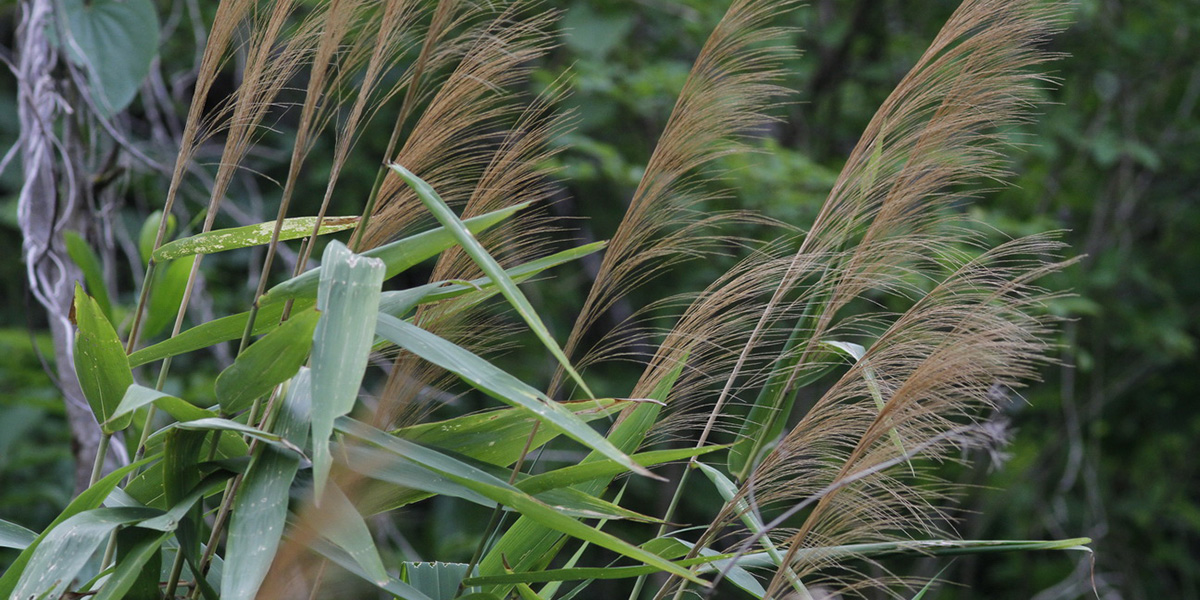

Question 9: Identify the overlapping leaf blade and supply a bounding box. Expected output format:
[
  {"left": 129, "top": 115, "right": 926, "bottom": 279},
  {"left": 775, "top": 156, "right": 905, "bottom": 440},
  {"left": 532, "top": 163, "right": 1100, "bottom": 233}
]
[{"left": 309, "top": 241, "right": 385, "bottom": 498}]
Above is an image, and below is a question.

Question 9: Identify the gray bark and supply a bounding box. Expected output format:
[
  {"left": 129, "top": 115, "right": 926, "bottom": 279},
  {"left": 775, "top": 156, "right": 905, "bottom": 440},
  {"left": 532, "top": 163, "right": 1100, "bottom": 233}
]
[{"left": 16, "top": 0, "right": 120, "bottom": 493}]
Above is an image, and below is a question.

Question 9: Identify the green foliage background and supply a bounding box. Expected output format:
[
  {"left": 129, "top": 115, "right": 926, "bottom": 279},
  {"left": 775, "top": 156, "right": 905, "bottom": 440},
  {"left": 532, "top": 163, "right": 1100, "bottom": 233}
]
[{"left": 1, "top": 0, "right": 1196, "bottom": 597}]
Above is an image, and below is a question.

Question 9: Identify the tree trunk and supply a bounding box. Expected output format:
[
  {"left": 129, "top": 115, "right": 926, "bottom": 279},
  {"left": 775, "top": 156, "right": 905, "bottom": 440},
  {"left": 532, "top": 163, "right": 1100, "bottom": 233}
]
[{"left": 16, "top": 0, "right": 118, "bottom": 493}]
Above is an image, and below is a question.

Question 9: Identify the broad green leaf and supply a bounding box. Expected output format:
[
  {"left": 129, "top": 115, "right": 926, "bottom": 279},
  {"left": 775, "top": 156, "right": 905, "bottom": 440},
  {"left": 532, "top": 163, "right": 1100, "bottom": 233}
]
[
  {"left": 477, "top": 355, "right": 687, "bottom": 591},
  {"left": 128, "top": 300, "right": 316, "bottom": 367},
  {"left": 153, "top": 216, "right": 359, "bottom": 262},
  {"left": 109, "top": 384, "right": 213, "bottom": 425},
  {"left": 142, "top": 255, "right": 197, "bottom": 340},
  {"left": 10, "top": 507, "right": 159, "bottom": 600},
  {"left": 59, "top": 0, "right": 159, "bottom": 116},
  {"left": 339, "top": 418, "right": 705, "bottom": 586},
  {"left": 125, "top": 241, "right": 603, "bottom": 368},
  {"left": 390, "top": 164, "right": 593, "bottom": 397},
  {"left": 214, "top": 310, "right": 318, "bottom": 413},
  {"left": 309, "top": 537, "right": 435, "bottom": 600},
  {"left": 259, "top": 203, "right": 526, "bottom": 305},
  {"left": 92, "top": 528, "right": 170, "bottom": 600},
  {"left": 402, "top": 562, "right": 474, "bottom": 600},
  {"left": 347, "top": 444, "right": 657, "bottom": 522},
  {"left": 170, "top": 418, "right": 304, "bottom": 457},
  {"left": 374, "top": 313, "right": 654, "bottom": 480},
  {"left": 73, "top": 283, "right": 134, "bottom": 433},
  {"left": 397, "top": 398, "right": 622, "bottom": 466},
  {"left": 64, "top": 231, "right": 112, "bottom": 321},
  {"left": 0, "top": 519, "right": 36, "bottom": 550},
  {"left": 107, "top": 385, "right": 250, "bottom": 459},
  {"left": 376, "top": 240, "right": 608, "bottom": 322},
  {"left": 0, "top": 457, "right": 157, "bottom": 598},
  {"left": 517, "top": 445, "right": 726, "bottom": 495},
  {"left": 309, "top": 241, "right": 385, "bottom": 498},
  {"left": 139, "top": 210, "right": 175, "bottom": 264},
  {"left": 312, "top": 483, "right": 388, "bottom": 585},
  {"left": 223, "top": 370, "right": 310, "bottom": 600}
]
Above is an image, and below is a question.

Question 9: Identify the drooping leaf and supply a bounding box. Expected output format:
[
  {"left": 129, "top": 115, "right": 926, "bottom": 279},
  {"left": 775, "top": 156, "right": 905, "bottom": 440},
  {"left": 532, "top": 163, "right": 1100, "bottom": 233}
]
[
  {"left": 396, "top": 398, "right": 622, "bottom": 467},
  {"left": 59, "top": 0, "right": 159, "bottom": 116},
  {"left": 477, "top": 355, "right": 687, "bottom": 587},
  {"left": 517, "top": 444, "right": 726, "bottom": 495},
  {"left": 312, "top": 483, "right": 389, "bottom": 585},
  {"left": 214, "top": 310, "right": 319, "bottom": 413},
  {"left": 308, "top": 538, "right": 435, "bottom": 600},
  {"left": 259, "top": 204, "right": 526, "bottom": 305},
  {"left": 389, "top": 164, "right": 594, "bottom": 397},
  {"left": 91, "top": 528, "right": 170, "bottom": 600},
  {"left": 64, "top": 231, "right": 112, "bottom": 322},
  {"left": 0, "top": 519, "right": 36, "bottom": 550},
  {"left": 374, "top": 313, "right": 655, "bottom": 480},
  {"left": 169, "top": 418, "right": 304, "bottom": 458},
  {"left": 338, "top": 418, "right": 705, "bottom": 585},
  {"left": 9, "top": 507, "right": 159, "bottom": 600},
  {"left": 0, "top": 457, "right": 157, "bottom": 598},
  {"left": 125, "top": 241, "right": 604, "bottom": 368},
  {"left": 128, "top": 300, "right": 316, "bottom": 367},
  {"left": 696, "top": 462, "right": 808, "bottom": 597},
  {"left": 153, "top": 216, "right": 359, "bottom": 262},
  {"left": 222, "top": 369, "right": 311, "bottom": 600},
  {"left": 309, "top": 241, "right": 385, "bottom": 498},
  {"left": 73, "top": 283, "right": 134, "bottom": 434}
]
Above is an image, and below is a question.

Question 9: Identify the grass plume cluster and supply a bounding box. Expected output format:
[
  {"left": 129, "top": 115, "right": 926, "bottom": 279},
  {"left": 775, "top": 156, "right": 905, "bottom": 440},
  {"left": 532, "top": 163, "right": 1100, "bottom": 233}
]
[{"left": 1, "top": 0, "right": 1090, "bottom": 598}]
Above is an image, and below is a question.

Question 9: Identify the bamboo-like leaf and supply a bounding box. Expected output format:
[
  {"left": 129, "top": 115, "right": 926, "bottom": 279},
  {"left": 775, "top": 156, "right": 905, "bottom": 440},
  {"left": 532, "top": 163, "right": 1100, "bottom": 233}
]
[
  {"left": 170, "top": 418, "right": 305, "bottom": 458},
  {"left": 313, "top": 483, "right": 389, "bottom": 585},
  {"left": 91, "top": 528, "right": 171, "bottom": 600},
  {"left": 397, "top": 398, "right": 622, "bottom": 466},
  {"left": 259, "top": 203, "right": 526, "bottom": 305},
  {"left": 152, "top": 216, "right": 359, "bottom": 262},
  {"left": 672, "top": 536, "right": 766, "bottom": 598},
  {"left": 72, "top": 283, "right": 134, "bottom": 434},
  {"left": 64, "top": 232, "right": 112, "bottom": 322},
  {"left": 222, "top": 368, "right": 311, "bottom": 600},
  {"left": 338, "top": 418, "right": 706, "bottom": 585},
  {"left": 389, "top": 164, "right": 594, "bottom": 398},
  {"left": 142, "top": 255, "right": 197, "bottom": 339},
  {"left": 214, "top": 309, "right": 318, "bottom": 413},
  {"left": 517, "top": 445, "right": 727, "bottom": 495},
  {"left": 0, "top": 519, "right": 36, "bottom": 550},
  {"left": 310, "top": 241, "right": 385, "bottom": 498},
  {"left": 126, "top": 240, "right": 604, "bottom": 368},
  {"left": 0, "top": 457, "right": 157, "bottom": 598},
  {"left": 696, "top": 462, "right": 808, "bottom": 597},
  {"left": 127, "top": 300, "right": 316, "bottom": 367},
  {"left": 477, "top": 354, "right": 687, "bottom": 589},
  {"left": 309, "top": 537, "right": 435, "bottom": 600},
  {"left": 10, "top": 507, "right": 159, "bottom": 600},
  {"left": 374, "top": 313, "right": 655, "bottom": 480}
]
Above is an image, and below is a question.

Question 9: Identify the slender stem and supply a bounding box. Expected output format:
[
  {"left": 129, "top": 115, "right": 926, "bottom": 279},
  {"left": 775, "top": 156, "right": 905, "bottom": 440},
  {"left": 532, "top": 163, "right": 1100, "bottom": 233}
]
[
  {"left": 89, "top": 433, "right": 111, "bottom": 486},
  {"left": 163, "top": 546, "right": 187, "bottom": 599}
]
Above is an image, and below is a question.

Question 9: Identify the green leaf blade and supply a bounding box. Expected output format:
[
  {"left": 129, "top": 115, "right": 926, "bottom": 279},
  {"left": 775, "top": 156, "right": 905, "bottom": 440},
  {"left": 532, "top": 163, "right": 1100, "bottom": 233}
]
[{"left": 73, "top": 283, "right": 134, "bottom": 434}]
